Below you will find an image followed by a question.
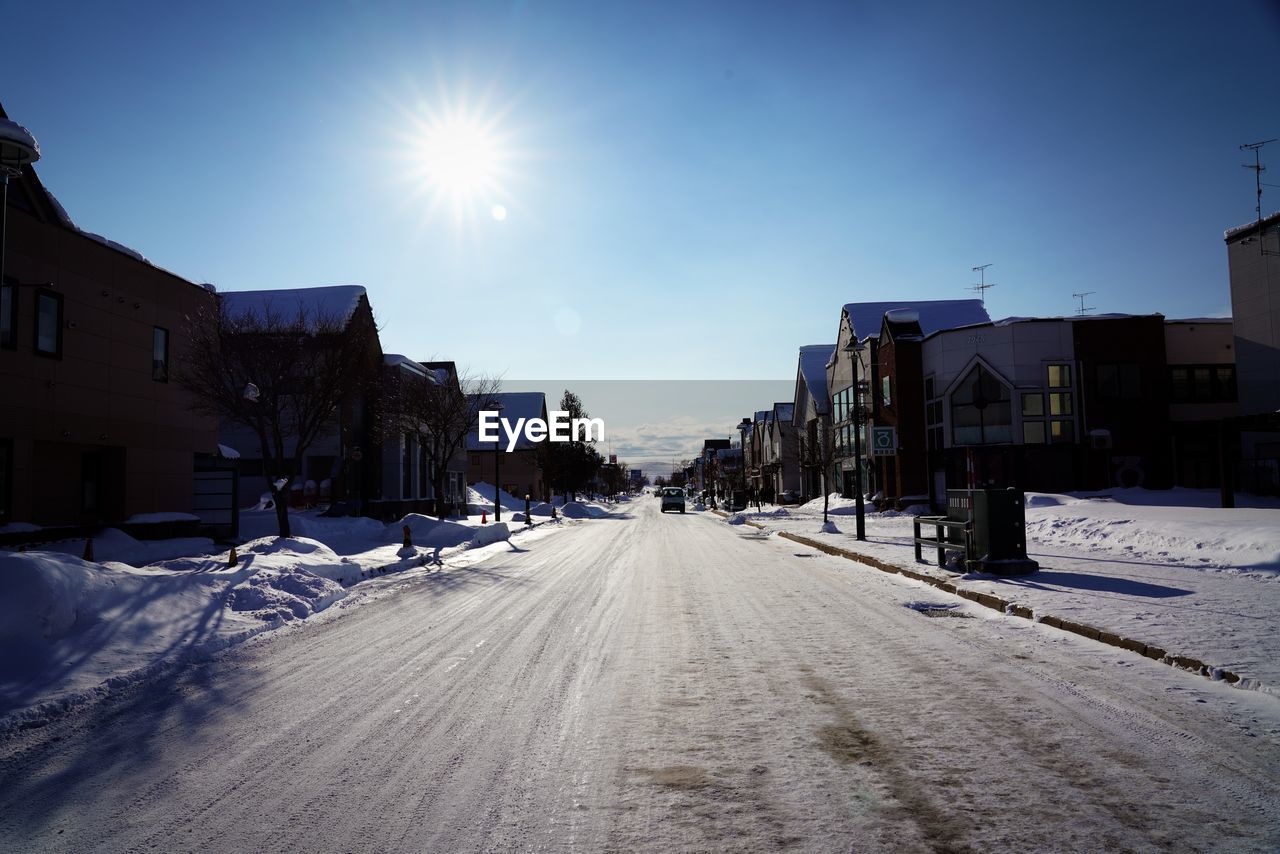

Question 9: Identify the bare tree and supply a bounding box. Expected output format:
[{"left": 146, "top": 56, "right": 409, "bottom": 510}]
[
  {"left": 386, "top": 363, "right": 501, "bottom": 520},
  {"left": 178, "top": 292, "right": 379, "bottom": 539},
  {"left": 798, "top": 419, "right": 838, "bottom": 524}
]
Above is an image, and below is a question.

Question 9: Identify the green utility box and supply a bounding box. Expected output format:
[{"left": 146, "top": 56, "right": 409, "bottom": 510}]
[{"left": 946, "top": 489, "right": 1038, "bottom": 576}]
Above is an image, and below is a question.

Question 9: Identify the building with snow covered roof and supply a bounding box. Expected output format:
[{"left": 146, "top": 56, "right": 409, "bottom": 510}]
[
  {"left": 215, "top": 285, "right": 383, "bottom": 513},
  {"left": 826, "top": 300, "right": 992, "bottom": 507},
  {"left": 913, "top": 314, "right": 1201, "bottom": 504},
  {"left": 0, "top": 105, "right": 220, "bottom": 529},
  {"left": 466, "top": 391, "right": 548, "bottom": 501},
  {"left": 764, "top": 401, "right": 799, "bottom": 500},
  {"left": 377, "top": 356, "right": 468, "bottom": 518},
  {"left": 792, "top": 344, "right": 834, "bottom": 502}
]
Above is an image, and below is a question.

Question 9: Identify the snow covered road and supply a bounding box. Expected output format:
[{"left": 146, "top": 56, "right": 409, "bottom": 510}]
[{"left": 2, "top": 498, "right": 1278, "bottom": 852}]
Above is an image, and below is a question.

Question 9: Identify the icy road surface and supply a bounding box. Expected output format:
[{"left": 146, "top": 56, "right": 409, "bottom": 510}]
[{"left": 2, "top": 499, "right": 1278, "bottom": 852}]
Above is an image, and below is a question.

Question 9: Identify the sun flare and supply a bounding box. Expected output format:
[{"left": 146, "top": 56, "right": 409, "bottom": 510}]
[
  {"left": 415, "top": 117, "right": 500, "bottom": 198},
  {"left": 391, "top": 92, "right": 519, "bottom": 229}
]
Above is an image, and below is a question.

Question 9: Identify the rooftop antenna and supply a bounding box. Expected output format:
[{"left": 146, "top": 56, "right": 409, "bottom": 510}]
[
  {"left": 970, "top": 264, "right": 996, "bottom": 304},
  {"left": 1072, "top": 291, "right": 1096, "bottom": 316},
  {"left": 1241, "top": 138, "right": 1279, "bottom": 256}
]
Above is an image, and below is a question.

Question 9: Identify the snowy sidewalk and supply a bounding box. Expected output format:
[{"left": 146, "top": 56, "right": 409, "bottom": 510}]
[
  {"left": 731, "top": 489, "right": 1280, "bottom": 695},
  {"left": 0, "top": 496, "right": 622, "bottom": 729}
]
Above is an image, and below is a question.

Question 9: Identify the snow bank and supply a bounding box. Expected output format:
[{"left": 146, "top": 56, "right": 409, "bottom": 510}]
[
  {"left": 560, "top": 502, "right": 607, "bottom": 519},
  {"left": 396, "top": 514, "right": 476, "bottom": 549},
  {"left": 470, "top": 522, "right": 511, "bottom": 548},
  {"left": 820, "top": 521, "right": 841, "bottom": 534},
  {"left": 37, "top": 527, "right": 215, "bottom": 567},
  {"left": 726, "top": 514, "right": 747, "bottom": 526}
]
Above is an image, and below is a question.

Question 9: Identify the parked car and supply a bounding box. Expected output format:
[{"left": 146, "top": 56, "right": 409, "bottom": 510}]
[
  {"left": 777, "top": 489, "right": 800, "bottom": 505},
  {"left": 660, "top": 487, "right": 686, "bottom": 513}
]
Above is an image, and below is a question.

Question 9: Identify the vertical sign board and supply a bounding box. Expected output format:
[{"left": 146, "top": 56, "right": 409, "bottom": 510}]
[{"left": 870, "top": 426, "right": 897, "bottom": 456}]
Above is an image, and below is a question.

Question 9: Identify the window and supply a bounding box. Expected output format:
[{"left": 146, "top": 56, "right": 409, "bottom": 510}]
[
  {"left": 1169, "top": 365, "right": 1235, "bottom": 403},
  {"left": 950, "top": 363, "right": 1012, "bottom": 445},
  {"left": 1096, "top": 363, "right": 1140, "bottom": 399},
  {"left": 1021, "top": 393, "right": 1043, "bottom": 417},
  {"left": 0, "top": 439, "right": 12, "bottom": 522},
  {"left": 1023, "top": 422, "right": 1046, "bottom": 444},
  {"left": 1, "top": 283, "right": 15, "bottom": 349},
  {"left": 1048, "top": 364, "right": 1071, "bottom": 388},
  {"left": 402, "top": 434, "right": 414, "bottom": 498},
  {"left": 1049, "top": 392, "right": 1072, "bottom": 416},
  {"left": 1050, "top": 420, "right": 1075, "bottom": 443},
  {"left": 881, "top": 376, "right": 892, "bottom": 407},
  {"left": 34, "top": 289, "right": 62, "bottom": 358},
  {"left": 152, "top": 327, "right": 169, "bottom": 382},
  {"left": 418, "top": 443, "right": 430, "bottom": 498}
]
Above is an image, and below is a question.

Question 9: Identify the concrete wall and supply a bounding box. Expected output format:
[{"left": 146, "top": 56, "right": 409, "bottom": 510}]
[{"left": 1225, "top": 228, "right": 1280, "bottom": 416}]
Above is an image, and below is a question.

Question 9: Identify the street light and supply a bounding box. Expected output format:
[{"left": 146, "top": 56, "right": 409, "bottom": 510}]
[
  {"left": 0, "top": 117, "right": 41, "bottom": 296},
  {"left": 844, "top": 337, "right": 867, "bottom": 541},
  {"left": 492, "top": 401, "right": 504, "bottom": 522}
]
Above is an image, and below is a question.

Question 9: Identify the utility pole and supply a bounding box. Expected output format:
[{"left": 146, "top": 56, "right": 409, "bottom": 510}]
[{"left": 970, "top": 264, "right": 996, "bottom": 305}]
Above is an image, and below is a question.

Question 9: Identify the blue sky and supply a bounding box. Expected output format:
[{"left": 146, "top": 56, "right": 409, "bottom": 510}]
[{"left": 4, "top": 1, "right": 1278, "bottom": 382}]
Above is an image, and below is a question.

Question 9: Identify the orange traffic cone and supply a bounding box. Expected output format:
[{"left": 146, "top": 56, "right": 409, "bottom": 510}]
[
  {"left": 228, "top": 546, "right": 238, "bottom": 567},
  {"left": 481, "top": 511, "right": 487, "bottom": 525},
  {"left": 402, "top": 524, "right": 412, "bottom": 548},
  {"left": 82, "top": 538, "right": 95, "bottom": 562}
]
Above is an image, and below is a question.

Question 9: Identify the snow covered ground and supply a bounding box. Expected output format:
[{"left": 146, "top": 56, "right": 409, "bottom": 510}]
[
  {"left": 0, "top": 494, "right": 619, "bottom": 729},
  {"left": 734, "top": 487, "right": 1280, "bottom": 693},
  {"left": 1, "top": 496, "right": 1276, "bottom": 852}
]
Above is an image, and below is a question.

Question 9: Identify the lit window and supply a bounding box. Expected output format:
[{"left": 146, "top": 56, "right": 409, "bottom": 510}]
[
  {"left": 1050, "top": 420, "right": 1075, "bottom": 443},
  {"left": 1049, "top": 392, "right": 1072, "bottom": 416},
  {"left": 1048, "top": 364, "right": 1071, "bottom": 388}
]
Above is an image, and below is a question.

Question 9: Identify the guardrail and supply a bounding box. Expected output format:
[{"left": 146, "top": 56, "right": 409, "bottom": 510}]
[{"left": 913, "top": 515, "right": 971, "bottom": 567}]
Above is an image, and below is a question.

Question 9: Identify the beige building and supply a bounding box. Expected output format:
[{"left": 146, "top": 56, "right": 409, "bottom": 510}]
[{"left": 1, "top": 153, "right": 218, "bottom": 527}]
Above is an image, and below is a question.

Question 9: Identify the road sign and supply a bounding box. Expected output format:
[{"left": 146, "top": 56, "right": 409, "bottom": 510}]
[{"left": 870, "top": 426, "right": 897, "bottom": 456}]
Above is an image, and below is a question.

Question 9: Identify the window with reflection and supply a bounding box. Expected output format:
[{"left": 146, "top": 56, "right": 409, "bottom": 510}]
[{"left": 951, "top": 363, "right": 1012, "bottom": 445}]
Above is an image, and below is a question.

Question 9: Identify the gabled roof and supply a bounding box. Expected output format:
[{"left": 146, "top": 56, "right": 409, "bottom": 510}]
[
  {"left": 220, "top": 286, "right": 368, "bottom": 329},
  {"left": 466, "top": 391, "right": 548, "bottom": 451},
  {"left": 842, "top": 299, "right": 991, "bottom": 342},
  {"left": 773, "top": 402, "right": 795, "bottom": 423},
  {"left": 797, "top": 344, "right": 834, "bottom": 415}
]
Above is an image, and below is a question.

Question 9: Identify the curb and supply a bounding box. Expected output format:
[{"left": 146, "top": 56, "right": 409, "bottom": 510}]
[{"left": 718, "top": 511, "right": 1243, "bottom": 687}]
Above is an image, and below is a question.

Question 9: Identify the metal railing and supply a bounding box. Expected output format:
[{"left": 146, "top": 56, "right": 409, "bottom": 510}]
[{"left": 913, "top": 515, "right": 972, "bottom": 567}]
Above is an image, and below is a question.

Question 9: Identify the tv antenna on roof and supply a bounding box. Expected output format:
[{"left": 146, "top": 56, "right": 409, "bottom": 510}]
[
  {"left": 1241, "top": 138, "right": 1279, "bottom": 256},
  {"left": 1072, "top": 292, "right": 1096, "bottom": 316},
  {"left": 970, "top": 264, "right": 996, "bottom": 304}
]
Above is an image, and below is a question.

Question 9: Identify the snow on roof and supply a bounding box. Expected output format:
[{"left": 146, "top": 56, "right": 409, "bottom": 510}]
[
  {"left": 798, "top": 344, "right": 834, "bottom": 414},
  {"left": 754, "top": 409, "right": 770, "bottom": 424},
  {"left": 0, "top": 117, "right": 40, "bottom": 162},
  {"left": 773, "top": 402, "right": 795, "bottom": 422},
  {"left": 1167, "top": 317, "right": 1232, "bottom": 324},
  {"left": 1224, "top": 210, "right": 1280, "bottom": 240},
  {"left": 220, "top": 286, "right": 367, "bottom": 328},
  {"left": 466, "top": 391, "right": 548, "bottom": 451},
  {"left": 842, "top": 299, "right": 991, "bottom": 341},
  {"left": 217, "top": 444, "right": 240, "bottom": 460},
  {"left": 81, "top": 231, "right": 149, "bottom": 264}
]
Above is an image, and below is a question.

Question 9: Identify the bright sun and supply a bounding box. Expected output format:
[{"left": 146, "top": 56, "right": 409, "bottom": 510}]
[
  {"left": 415, "top": 117, "right": 500, "bottom": 198},
  {"left": 392, "top": 95, "right": 517, "bottom": 229}
]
